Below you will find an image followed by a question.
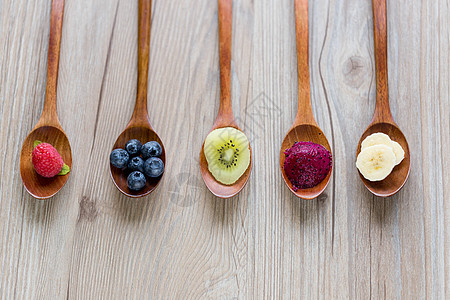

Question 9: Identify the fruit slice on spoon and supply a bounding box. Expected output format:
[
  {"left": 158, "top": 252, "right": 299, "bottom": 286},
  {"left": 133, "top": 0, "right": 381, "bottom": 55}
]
[
  {"left": 356, "top": 144, "right": 396, "bottom": 181},
  {"left": 204, "top": 127, "right": 250, "bottom": 185},
  {"left": 360, "top": 132, "right": 405, "bottom": 166},
  {"left": 283, "top": 141, "right": 332, "bottom": 191}
]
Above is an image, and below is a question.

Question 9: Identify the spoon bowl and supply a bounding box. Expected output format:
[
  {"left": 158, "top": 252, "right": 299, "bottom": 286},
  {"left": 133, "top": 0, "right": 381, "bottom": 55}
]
[
  {"left": 19, "top": 0, "right": 71, "bottom": 199},
  {"left": 357, "top": 122, "right": 410, "bottom": 197},
  {"left": 200, "top": 122, "right": 252, "bottom": 198},
  {"left": 20, "top": 125, "right": 72, "bottom": 199},
  {"left": 110, "top": 124, "right": 165, "bottom": 198},
  {"left": 280, "top": 124, "right": 332, "bottom": 200}
]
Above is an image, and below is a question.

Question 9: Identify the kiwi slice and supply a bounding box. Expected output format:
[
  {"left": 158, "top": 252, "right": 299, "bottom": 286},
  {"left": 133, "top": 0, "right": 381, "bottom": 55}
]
[{"left": 204, "top": 127, "right": 250, "bottom": 185}]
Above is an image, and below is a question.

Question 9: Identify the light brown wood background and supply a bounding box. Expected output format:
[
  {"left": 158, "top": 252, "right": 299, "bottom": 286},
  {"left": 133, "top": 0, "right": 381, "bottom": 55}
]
[{"left": 0, "top": 0, "right": 448, "bottom": 299}]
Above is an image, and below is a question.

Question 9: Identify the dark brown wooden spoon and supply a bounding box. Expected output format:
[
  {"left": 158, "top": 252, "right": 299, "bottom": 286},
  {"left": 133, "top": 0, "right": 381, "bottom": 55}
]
[
  {"left": 280, "top": 0, "right": 333, "bottom": 200},
  {"left": 199, "top": 0, "right": 252, "bottom": 199},
  {"left": 109, "top": 0, "right": 165, "bottom": 198},
  {"left": 356, "top": 0, "right": 410, "bottom": 197},
  {"left": 20, "top": 0, "right": 72, "bottom": 200}
]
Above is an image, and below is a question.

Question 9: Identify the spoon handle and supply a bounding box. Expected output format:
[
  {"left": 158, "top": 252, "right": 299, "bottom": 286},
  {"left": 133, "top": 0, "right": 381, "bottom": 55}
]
[
  {"left": 372, "top": 0, "right": 394, "bottom": 123},
  {"left": 39, "top": 0, "right": 64, "bottom": 127},
  {"left": 294, "top": 0, "right": 316, "bottom": 125},
  {"left": 216, "top": 0, "right": 234, "bottom": 123},
  {"left": 131, "top": 0, "right": 152, "bottom": 125}
]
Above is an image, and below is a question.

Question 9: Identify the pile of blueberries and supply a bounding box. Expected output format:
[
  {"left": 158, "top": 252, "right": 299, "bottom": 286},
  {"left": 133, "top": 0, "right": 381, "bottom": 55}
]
[{"left": 110, "top": 139, "right": 164, "bottom": 191}]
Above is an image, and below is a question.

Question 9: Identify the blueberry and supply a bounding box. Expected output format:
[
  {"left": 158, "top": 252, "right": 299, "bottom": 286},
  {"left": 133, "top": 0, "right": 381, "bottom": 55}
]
[
  {"left": 143, "top": 157, "right": 164, "bottom": 178},
  {"left": 125, "top": 139, "right": 142, "bottom": 156},
  {"left": 127, "top": 156, "right": 144, "bottom": 172},
  {"left": 110, "top": 148, "right": 129, "bottom": 168},
  {"left": 141, "top": 141, "right": 162, "bottom": 159},
  {"left": 127, "top": 171, "right": 146, "bottom": 191}
]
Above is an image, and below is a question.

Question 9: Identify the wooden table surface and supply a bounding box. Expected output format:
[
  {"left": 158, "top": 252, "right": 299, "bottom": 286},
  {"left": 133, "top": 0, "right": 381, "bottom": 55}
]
[{"left": 1, "top": 0, "right": 448, "bottom": 298}]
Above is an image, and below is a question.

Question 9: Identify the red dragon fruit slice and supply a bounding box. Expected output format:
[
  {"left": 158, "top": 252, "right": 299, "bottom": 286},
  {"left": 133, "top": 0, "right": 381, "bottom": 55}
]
[{"left": 284, "top": 141, "right": 332, "bottom": 191}]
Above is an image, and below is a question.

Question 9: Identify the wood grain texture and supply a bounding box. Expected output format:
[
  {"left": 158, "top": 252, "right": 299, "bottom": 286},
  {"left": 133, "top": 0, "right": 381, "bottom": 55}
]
[{"left": 0, "top": 0, "right": 448, "bottom": 299}]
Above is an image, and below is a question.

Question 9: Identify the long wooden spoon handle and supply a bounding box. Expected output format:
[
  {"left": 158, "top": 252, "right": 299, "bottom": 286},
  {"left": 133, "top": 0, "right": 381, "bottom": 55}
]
[
  {"left": 132, "top": 0, "right": 152, "bottom": 124},
  {"left": 294, "top": 0, "right": 315, "bottom": 125},
  {"left": 217, "top": 0, "right": 234, "bottom": 121},
  {"left": 41, "top": 0, "right": 64, "bottom": 125},
  {"left": 372, "top": 0, "right": 393, "bottom": 123}
]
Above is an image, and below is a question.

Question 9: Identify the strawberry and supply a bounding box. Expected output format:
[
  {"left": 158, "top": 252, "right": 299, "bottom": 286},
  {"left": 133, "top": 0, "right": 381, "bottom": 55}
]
[{"left": 32, "top": 142, "right": 64, "bottom": 178}]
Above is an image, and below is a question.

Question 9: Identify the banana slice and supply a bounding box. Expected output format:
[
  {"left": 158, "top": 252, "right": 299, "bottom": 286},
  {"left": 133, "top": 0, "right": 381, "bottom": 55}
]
[
  {"left": 356, "top": 144, "right": 396, "bottom": 181},
  {"left": 361, "top": 132, "right": 405, "bottom": 166},
  {"left": 361, "top": 132, "right": 393, "bottom": 150},
  {"left": 391, "top": 141, "right": 405, "bottom": 165}
]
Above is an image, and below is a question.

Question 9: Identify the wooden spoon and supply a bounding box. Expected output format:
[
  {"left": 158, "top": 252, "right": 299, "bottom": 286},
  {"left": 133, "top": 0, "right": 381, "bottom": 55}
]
[
  {"left": 280, "top": 0, "right": 333, "bottom": 200},
  {"left": 199, "top": 0, "right": 252, "bottom": 199},
  {"left": 109, "top": 0, "right": 165, "bottom": 198},
  {"left": 356, "top": 0, "right": 410, "bottom": 197},
  {"left": 20, "top": 0, "right": 72, "bottom": 200}
]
